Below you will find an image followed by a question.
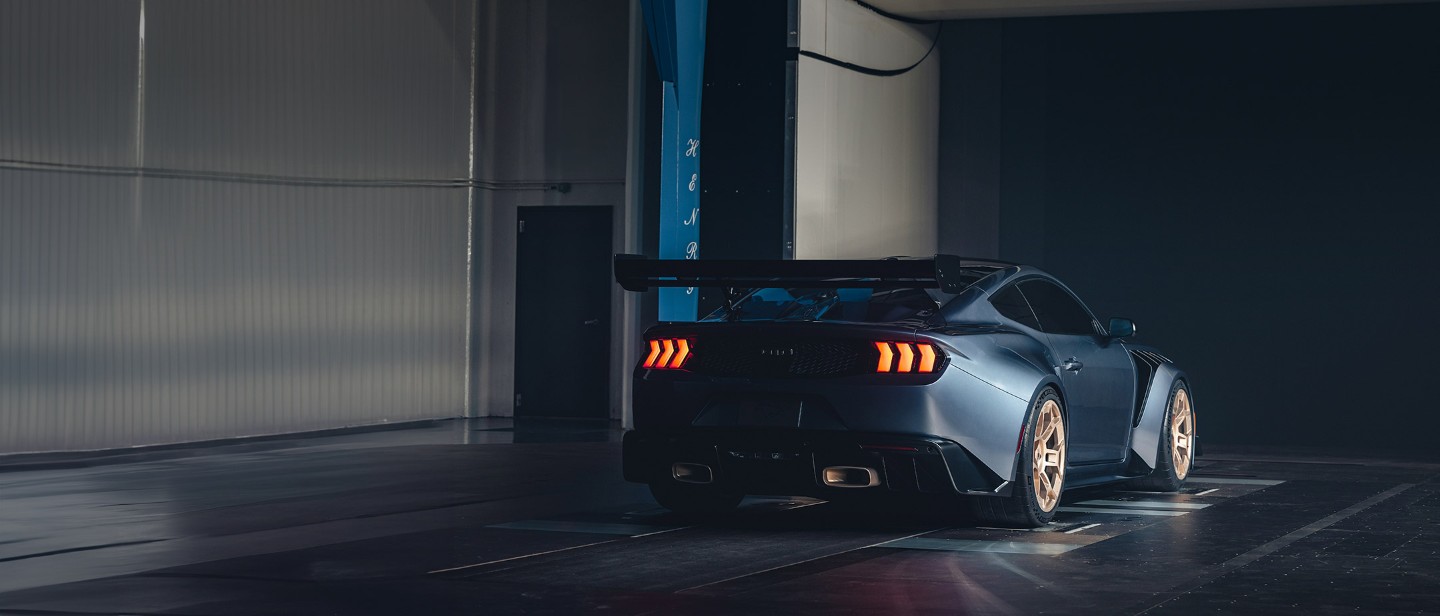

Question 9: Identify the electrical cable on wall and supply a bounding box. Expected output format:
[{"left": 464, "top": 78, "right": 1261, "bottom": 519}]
[
  {"left": 797, "top": 1, "right": 941, "bottom": 77},
  {"left": 0, "top": 158, "right": 610, "bottom": 193},
  {"left": 852, "top": 0, "right": 937, "bottom": 25}
]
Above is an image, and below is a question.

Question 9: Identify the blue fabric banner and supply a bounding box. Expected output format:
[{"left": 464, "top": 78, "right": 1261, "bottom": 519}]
[{"left": 642, "top": 0, "right": 707, "bottom": 321}]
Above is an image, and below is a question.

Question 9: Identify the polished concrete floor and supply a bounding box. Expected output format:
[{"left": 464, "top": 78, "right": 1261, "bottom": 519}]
[{"left": 1, "top": 419, "right": 1437, "bottom": 615}]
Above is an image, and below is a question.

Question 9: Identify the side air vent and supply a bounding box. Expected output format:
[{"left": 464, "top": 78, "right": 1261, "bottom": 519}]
[
  {"left": 1128, "top": 349, "right": 1167, "bottom": 427},
  {"left": 1132, "top": 349, "right": 1171, "bottom": 365}
]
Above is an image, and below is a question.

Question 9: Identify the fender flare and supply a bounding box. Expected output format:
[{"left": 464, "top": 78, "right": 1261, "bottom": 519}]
[
  {"left": 1130, "top": 367, "right": 1190, "bottom": 470},
  {"left": 1004, "top": 376, "right": 1065, "bottom": 482}
]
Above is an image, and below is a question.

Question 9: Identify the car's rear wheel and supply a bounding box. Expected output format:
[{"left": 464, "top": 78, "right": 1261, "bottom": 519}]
[
  {"left": 649, "top": 482, "right": 743, "bottom": 515},
  {"left": 971, "top": 388, "right": 1066, "bottom": 527},
  {"left": 1131, "top": 380, "right": 1194, "bottom": 492}
]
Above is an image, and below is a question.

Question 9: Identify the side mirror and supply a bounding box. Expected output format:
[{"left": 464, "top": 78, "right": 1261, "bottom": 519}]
[{"left": 1108, "top": 317, "right": 1136, "bottom": 339}]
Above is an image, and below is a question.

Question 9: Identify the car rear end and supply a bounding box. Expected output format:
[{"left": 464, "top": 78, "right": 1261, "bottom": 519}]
[{"left": 623, "top": 320, "right": 1009, "bottom": 501}]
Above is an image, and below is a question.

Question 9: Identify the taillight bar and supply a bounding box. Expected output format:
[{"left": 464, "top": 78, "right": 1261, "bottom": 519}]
[
  {"left": 642, "top": 337, "right": 692, "bottom": 370},
  {"left": 874, "top": 341, "right": 941, "bottom": 373}
]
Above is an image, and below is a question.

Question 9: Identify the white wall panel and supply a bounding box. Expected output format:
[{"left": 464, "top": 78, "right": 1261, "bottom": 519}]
[{"left": 793, "top": 0, "right": 940, "bottom": 259}]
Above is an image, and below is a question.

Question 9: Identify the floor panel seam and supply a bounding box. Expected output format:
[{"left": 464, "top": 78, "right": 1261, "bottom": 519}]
[
  {"left": 1132, "top": 482, "right": 1416, "bottom": 615},
  {"left": 672, "top": 526, "right": 948, "bottom": 594}
]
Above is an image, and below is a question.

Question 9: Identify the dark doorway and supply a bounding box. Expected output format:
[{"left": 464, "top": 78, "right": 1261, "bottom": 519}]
[{"left": 514, "top": 206, "right": 613, "bottom": 419}]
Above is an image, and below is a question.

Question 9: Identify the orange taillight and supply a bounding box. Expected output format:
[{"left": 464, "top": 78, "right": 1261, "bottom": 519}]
[
  {"left": 917, "top": 343, "right": 937, "bottom": 373},
  {"left": 876, "top": 341, "right": 941, "bottom": 374},
  {"left": 896, "top": 343, "right": 916, "bottom": 373},
  {"left": 669, "top": 339, "right": 690, "bottom": 369},
  {"left": 875, "top": 341, "right": 894, "bottom": 373},
  {"left": 641, "top": 338, "right": 693, "bottom": 371}
]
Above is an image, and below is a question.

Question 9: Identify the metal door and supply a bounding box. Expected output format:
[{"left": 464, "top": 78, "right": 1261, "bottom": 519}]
[{"left": 514, "top": 206, "right": 613, "bottom": 418}]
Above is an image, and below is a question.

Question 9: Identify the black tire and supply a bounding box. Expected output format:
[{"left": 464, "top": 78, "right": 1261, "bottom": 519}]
[
  {"left": 971, "top": 387, "right": 1065, "bottom": 528},
  {"left": 1130, "top": 380, "right": 1194, "bottom": 492},
  {"left": 649, "top": 482, "right": 743, "bottom": 515}
]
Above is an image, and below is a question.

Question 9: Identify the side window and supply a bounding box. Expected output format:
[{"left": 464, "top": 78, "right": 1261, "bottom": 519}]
[
  {"left": 989, "top": 285, "right": 1041, "bottom": 330},
  {"left": 1019, "top": 280, "right": 1097, "bottom": 336}
]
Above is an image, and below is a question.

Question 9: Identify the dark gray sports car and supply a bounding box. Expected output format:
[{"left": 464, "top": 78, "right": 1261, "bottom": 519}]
[{"left": 613, "top": 255, "right": 1195, "bottom": 527}]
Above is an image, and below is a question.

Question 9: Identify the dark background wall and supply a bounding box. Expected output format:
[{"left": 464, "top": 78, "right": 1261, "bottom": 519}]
[
  {"left": 697, "top": 0, "right": 791, "bottom": 264},
  {"left": 941, "top": 2, "right": 1440, "bottom": 449}
]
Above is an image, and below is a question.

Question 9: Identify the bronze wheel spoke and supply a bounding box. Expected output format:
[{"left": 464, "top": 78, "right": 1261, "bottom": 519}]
[
  {"left": 1170, "top": 389, "right": 1193, "bottom": 479},
  {"left": 1031, "top": 399, "right": 1066, "bottom": 513}
]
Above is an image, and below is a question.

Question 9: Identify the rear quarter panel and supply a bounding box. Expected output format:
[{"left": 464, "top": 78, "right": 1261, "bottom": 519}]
[{"left": 930, "top": 331, "right": 1058, "bottom": 480}]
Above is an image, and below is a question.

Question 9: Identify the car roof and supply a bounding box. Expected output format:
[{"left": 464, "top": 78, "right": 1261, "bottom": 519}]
[{"left": 934, "top": 261, "right": 1044, "bottom": 293}]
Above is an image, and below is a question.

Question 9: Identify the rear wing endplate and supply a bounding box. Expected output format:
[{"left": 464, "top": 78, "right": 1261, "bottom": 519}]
[{"left": 613, "top": 254, "right": 1009, "bottom": 294}]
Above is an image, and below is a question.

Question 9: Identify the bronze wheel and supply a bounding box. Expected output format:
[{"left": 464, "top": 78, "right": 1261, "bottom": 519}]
[
  {"left": 971, "top": 388, "right": 1066, "bottom": 527},
  {"left": 1170, "top": 387, "right": 1194, "bottom": 480},
  {"left": 1032, "top": 398, "right": 1066, "bottom": 512}
]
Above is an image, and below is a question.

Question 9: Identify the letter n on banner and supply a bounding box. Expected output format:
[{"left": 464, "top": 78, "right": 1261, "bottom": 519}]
[{"left": 642, "top": 0, "right": 707, "bottom": 322}]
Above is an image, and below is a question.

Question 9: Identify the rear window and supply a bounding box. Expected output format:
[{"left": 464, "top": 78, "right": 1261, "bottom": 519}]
[{"left": 701, "top": 287, "right": 950, "bottom": 323}]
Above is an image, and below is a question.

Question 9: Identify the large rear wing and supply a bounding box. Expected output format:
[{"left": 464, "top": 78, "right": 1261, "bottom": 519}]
[{"left": 613, "top": 254, "right": 1012, "bottom": 294}]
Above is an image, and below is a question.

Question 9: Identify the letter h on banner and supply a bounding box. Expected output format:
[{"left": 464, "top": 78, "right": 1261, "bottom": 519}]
[{"left": 641, "top": 0, "right": 707, "bottom": 322}]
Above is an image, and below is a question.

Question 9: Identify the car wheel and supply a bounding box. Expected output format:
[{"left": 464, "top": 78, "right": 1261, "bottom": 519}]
[
  {"left": 649, "top": 482, "right": 743, "bottom": 515},
  {"left": 972, "top": 387, "right": 1066, "bottom": 528},
  {"left": 1131, "top": 380, "right": 1195, "bottom": 492}
]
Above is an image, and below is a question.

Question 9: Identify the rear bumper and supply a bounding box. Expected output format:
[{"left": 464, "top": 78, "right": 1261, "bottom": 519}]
[
  {"left": 623, "top": 428, "right": 1010, "bottom": 498},
  {"left": 631, "top": 355, "right": 1035, "bottom": 484}
]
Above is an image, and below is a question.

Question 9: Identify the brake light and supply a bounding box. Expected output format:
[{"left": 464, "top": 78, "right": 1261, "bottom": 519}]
[
  {"left": 897, "top": 343, "right": 915, "bottom": 372},
  {"left": 875, "top": 341, "right": 941, "bottom": 374},
  {"left": 917, "top": 343, "right": 937, "bottom": 373},
  {"left": 874, "top": 341, "right": 894, "bottom": 372},
  {"left": 642, "top": 338, "right": 693, "bottom": 370},
  {"left": 669, "top": 339, "right": 690, "bottom": 369}
]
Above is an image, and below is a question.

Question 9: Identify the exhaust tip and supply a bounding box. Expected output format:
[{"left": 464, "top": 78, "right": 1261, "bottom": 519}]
[
  {"left": 822, "top": 466, "right": 880, "bottom": 488},
  {"left": 672, "top": 462, "right": 714, "bottom": 484}
]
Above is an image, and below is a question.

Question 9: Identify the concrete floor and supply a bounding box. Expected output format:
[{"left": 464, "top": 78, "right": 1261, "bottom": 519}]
[{"left": 1, "top": 419, "right": 1437, "bottom": 615}]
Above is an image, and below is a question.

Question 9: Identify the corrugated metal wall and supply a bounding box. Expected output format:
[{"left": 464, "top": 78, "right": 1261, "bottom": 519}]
[{"left": 0, "top": 0, "right": 475, "bottom": 453}]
